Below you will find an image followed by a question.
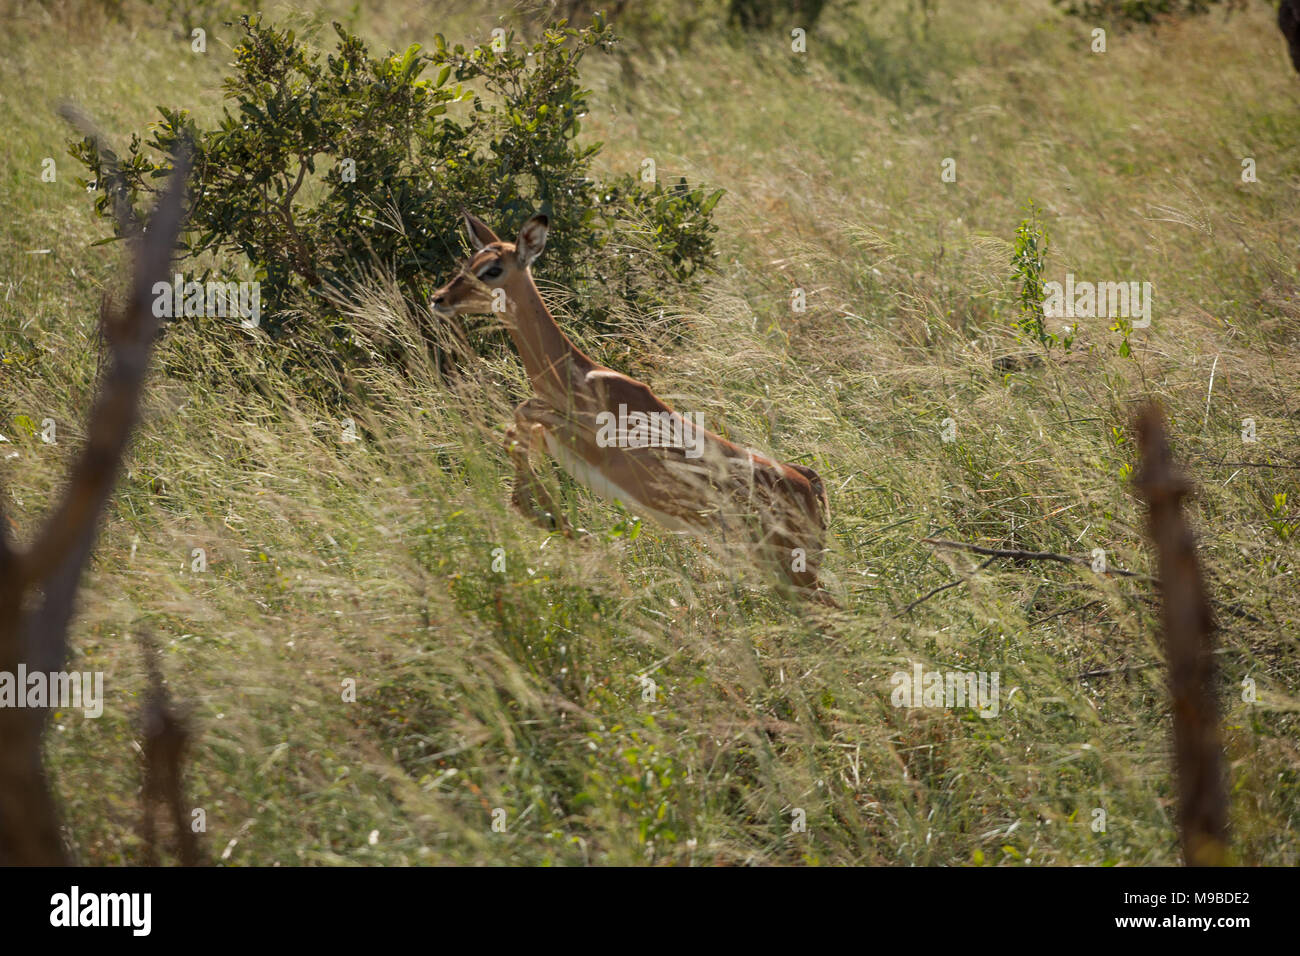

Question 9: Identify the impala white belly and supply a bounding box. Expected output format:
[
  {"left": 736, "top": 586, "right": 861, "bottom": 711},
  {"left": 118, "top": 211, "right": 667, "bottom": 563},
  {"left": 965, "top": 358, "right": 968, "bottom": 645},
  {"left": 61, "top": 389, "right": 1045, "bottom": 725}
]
[{"left": 541, "top": 433, "right": 697, "bottom": 533}]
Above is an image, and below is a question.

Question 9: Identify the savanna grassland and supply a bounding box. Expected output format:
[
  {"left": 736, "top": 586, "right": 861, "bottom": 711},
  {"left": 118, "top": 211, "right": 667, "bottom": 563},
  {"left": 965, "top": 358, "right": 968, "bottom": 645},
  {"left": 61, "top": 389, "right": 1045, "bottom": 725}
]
[{"left": 0, "top": 0, "right": 1297, "bottom": 865}]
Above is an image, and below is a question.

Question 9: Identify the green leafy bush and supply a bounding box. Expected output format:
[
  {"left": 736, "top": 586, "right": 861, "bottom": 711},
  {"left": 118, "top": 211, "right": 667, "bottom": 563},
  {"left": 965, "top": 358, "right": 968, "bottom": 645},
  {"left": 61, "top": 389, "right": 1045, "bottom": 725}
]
[{"left": 70, "top": 14, "right": 722, "bottom": 353}]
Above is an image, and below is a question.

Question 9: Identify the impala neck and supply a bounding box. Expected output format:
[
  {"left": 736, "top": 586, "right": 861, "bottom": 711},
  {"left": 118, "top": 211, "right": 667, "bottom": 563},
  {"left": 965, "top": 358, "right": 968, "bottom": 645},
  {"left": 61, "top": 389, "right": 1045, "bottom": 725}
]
[{"left": 504, "top": 271, "right": 591, "bottom": 405}]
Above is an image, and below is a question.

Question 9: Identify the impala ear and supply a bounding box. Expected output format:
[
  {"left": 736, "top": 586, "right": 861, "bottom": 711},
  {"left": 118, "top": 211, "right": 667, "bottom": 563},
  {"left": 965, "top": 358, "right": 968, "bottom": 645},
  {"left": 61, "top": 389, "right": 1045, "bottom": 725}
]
[
  {"left": 463, "top": 210, "right": 500, "bottom": 252},
  {"left": 515, "top": 214, "right": 549, "bottom": 269}
]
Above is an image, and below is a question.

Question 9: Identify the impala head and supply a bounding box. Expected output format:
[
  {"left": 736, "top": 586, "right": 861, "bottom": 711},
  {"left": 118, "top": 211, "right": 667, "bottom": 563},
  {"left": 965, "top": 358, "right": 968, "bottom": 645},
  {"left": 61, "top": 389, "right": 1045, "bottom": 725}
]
[{"left": 430, "top": 211, "right": 549, "bottom": 317}]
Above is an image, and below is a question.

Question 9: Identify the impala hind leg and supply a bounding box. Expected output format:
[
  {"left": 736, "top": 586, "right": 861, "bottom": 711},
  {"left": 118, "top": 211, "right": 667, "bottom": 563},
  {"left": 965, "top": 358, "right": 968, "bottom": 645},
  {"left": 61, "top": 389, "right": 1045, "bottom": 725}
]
[
  {"left": 505, "top": 400, "right": 573, "bottom": 536},
  {"left": 764, "top": 522, "right": 840, "bottom": 608}
]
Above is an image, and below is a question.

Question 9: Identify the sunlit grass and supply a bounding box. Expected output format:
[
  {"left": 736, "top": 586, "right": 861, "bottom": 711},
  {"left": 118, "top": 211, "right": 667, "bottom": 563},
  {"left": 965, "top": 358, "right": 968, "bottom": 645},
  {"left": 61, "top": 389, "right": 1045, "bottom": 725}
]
[{"left": 0, "top": 0, "right": 1296, "bottom": 865}]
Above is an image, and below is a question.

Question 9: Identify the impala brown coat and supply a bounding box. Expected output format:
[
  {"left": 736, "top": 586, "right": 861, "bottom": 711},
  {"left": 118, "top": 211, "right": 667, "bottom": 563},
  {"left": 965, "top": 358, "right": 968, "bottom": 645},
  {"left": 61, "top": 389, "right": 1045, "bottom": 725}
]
[{"left": 432, "top": 212, "right": 832, "bottom": 600}]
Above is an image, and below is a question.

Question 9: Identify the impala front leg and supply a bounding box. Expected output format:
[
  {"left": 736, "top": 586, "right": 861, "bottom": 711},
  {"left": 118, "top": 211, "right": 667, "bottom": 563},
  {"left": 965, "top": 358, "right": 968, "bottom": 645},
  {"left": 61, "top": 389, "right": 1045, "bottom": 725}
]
[{"left": 505, "top": 399, "right": 573, "bottom": 536}]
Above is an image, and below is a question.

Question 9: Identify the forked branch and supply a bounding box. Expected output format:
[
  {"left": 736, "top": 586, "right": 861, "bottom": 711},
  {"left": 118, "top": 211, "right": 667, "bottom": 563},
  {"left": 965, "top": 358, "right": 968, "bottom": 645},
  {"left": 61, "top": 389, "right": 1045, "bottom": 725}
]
[{"left": 0, "top": 133, "right": 189, "bottom": 865}]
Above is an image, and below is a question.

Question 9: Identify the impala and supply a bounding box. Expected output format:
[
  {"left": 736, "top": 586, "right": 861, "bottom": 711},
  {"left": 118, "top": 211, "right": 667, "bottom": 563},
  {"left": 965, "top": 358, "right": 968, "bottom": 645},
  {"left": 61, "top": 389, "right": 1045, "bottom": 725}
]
[{"left": 431, "top": 212, "right": 834, "bottom": 603}]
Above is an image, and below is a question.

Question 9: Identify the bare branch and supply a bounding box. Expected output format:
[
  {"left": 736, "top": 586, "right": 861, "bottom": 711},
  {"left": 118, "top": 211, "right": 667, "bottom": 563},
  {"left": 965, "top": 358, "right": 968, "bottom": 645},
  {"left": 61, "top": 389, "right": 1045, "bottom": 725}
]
[
  {"left": 1030, "top": 600, "right": 1102, "bottom": 627},
  {"left": 1076, "top": 661, "right": 1163, "bottom": 681},
  {"left": 1075, "top": 647, "right": 1232, "bottom": 683},
  {"left": 918, "top": 538, "right": 1260, "bottom": 623},
  {"left": 921, "top": 538, "right": 1150, "bottom": 579},
  {"left": 139, "top": 633, "right": 201, "bottom": 866},
  {"left": 1195, "top": 455, "right": 1300, "bottom": 471},
  {"left": 1135, "top": 402, "right": 1228, "bottom": 867},
  {"left": 0, "top": 133, "right": 190, "bottom": 866},
  {"left": 19, "top": 150, "right": 189, "bottom": 588},
  {"left": 898, "top": 556, "right": 996, "bottom": 616}
]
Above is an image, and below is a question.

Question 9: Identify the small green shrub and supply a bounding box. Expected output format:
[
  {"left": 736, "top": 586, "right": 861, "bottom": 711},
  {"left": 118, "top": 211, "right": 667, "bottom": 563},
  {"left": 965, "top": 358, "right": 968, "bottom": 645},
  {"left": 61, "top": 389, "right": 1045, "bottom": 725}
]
[{"left": 1011, "top": 200, "right": 1054, "bottom": 349}]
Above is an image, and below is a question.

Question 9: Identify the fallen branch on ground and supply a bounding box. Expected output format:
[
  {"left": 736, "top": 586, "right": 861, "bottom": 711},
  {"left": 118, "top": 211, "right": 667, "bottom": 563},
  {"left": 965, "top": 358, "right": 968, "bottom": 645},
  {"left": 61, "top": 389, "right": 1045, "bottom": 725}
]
[
  {"left": 921, "top": 538, "right": 1150, "bottom": 579},
  {"left": 898, "top": 556, "right": 997, "bottom": 616},
  {"left": 916, "top": 538, "right": 1261, "bottom": 623}
]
